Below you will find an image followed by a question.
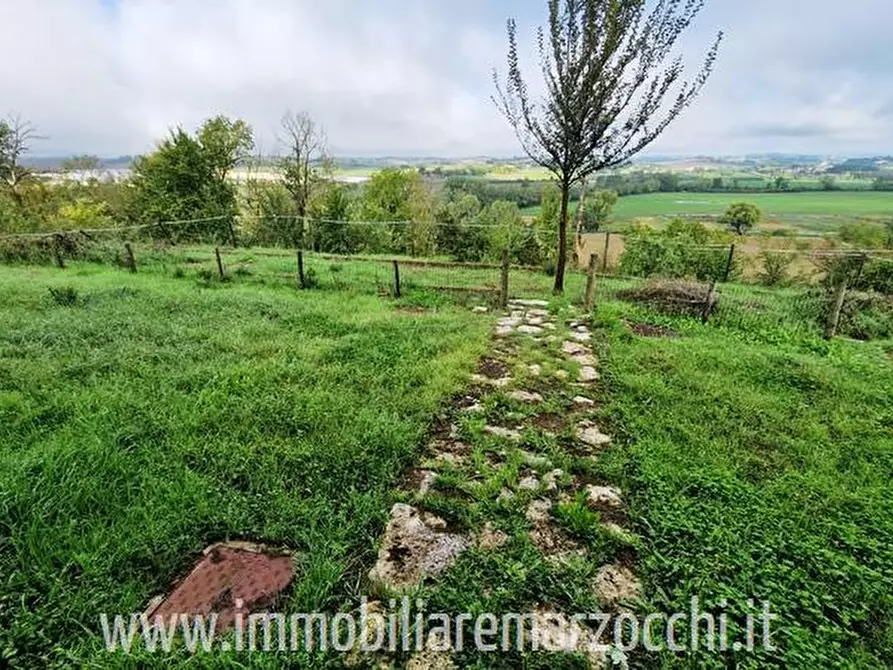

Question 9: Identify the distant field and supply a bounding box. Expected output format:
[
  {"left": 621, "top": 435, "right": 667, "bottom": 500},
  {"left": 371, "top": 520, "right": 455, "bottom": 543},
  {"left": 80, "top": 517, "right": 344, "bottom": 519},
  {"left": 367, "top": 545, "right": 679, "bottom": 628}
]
[{"left": 524, "top": 191, "right": 893, "bottom": 234}]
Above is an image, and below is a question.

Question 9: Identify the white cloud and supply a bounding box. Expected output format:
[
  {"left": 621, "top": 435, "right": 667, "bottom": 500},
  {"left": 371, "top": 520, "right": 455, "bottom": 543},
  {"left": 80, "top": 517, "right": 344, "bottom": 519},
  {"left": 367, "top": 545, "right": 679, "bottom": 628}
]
[{"left": 1, "top": 0, "right": 891, "bottom": 157}]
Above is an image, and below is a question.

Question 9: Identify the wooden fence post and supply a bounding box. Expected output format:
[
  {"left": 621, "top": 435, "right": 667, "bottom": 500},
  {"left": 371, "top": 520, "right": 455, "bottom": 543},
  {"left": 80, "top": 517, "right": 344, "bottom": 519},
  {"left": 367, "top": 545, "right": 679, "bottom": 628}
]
[
  {"left": 723, "top": 244, "right": 736, "bottom": 282},
  {"left": 701, "top": 280, "right": 718, "bottom": 323},
  {"left": 584, "top": 253, "right": 598, "bottom": 311},
  {"left": 215, "top": 247, "right": 225, "bottom": 279},
  {"left": 500, "top": 250, "right": 510, "bottom": 308},
  {"left": 393, "top": 260, "right": 402, "bottom": 298},
  {"left": 602, "top": 232, "right": 611, "bottom": 271},
  {"left": 297, "top": 250, "right": 306, "bottom": 289},
  {"left": 825, "top": 275, "right": 848, "bottom": 339},
  {"left": 124, "top": 243, "right": 137, "bottom": 273},
  {"left": 52, "top": 236, "right": 65, "bottom": 269}
]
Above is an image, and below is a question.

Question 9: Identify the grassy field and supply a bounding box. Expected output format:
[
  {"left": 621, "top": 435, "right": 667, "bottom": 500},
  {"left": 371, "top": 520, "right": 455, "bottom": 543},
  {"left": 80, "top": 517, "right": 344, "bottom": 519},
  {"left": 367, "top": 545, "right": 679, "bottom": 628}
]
[
  {"left": 1, "top": 249, "right": 892, "bottom": 667},
  {"left": 0, "top": 263, "right": 490, "bottom": 666},
  {"left": 590, "top": 296, "right": 893, "bottom": 667},
  {"left": 523, "top": 191, "right": 893, "bottom": 235}
]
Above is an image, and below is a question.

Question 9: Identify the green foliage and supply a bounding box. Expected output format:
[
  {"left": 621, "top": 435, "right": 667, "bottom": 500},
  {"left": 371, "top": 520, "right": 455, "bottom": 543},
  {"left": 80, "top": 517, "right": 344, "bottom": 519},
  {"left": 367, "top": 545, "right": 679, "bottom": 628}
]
[
  {"left": 579, "top": 189, "right": 618, "bottom": 233},
  {"left": 758, "top": 251, "right": 794, "bottom": 286},
  {"left": 436, "top": 193, "right": 487, "bottom": 261},
  {"left": 720, "top": 202, "right": 762, "bottom": 235},
  {"left": 129, "top": 124, "right": 242, "bottom": 241},
  {"left": 838, "top": 222, "right": 887, "bottom": 249},
  {"left": 47, "top": 285, "right": 81, "bottom": 307},
  {"left": 620, "top": 221, "right": 737, "bottom": 281},
  {"left": 196, "top": 115, "right": 254, "bottom": 181}
]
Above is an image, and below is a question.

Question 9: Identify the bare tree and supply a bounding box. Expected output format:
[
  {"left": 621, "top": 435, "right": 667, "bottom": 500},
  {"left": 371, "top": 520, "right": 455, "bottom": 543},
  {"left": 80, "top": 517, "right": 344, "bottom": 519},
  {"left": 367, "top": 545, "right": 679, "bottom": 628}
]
[
  {"left": 0, "top": 115, "right": 39, "bottom": 204},
  {"left": 279, "top": 110, "right": 330, "bottom": 247},
  {"left": 493, "top": 0, "right": 722, "bottom": 292}
]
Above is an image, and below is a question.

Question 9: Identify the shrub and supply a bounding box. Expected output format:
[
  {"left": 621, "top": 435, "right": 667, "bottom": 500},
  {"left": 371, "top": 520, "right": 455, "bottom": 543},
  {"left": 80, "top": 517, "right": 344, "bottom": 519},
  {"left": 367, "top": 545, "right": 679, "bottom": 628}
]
[
  {"left": 47, "top": 286, "right": 81, "bottom": 307},
  {"left": 759, "top": 251, "right": 794, "bottom": 286}
]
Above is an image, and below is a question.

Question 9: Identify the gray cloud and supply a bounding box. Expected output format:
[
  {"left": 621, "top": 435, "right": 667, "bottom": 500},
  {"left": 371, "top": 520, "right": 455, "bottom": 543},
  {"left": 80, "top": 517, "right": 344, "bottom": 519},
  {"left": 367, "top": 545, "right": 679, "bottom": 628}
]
[{"left": 1, "top": 0, "right": 891, "bottom": 157}]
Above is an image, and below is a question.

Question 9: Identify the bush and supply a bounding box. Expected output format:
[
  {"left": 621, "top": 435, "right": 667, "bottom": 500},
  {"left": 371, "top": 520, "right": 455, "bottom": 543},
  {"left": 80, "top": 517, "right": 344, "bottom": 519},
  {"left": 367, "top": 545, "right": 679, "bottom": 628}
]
[
  {"left": 620, "top": 226, "right": 737, "bottom": 282},
  {"left": 759, "top": 251, "right": 794, "bottom": 286}
]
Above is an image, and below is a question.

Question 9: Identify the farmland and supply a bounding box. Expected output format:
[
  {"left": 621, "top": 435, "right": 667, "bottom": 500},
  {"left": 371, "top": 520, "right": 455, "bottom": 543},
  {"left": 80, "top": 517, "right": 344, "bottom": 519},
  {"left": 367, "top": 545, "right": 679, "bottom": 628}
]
[{"left": 523, "top": 190, "right": 893, "bottom": 235}]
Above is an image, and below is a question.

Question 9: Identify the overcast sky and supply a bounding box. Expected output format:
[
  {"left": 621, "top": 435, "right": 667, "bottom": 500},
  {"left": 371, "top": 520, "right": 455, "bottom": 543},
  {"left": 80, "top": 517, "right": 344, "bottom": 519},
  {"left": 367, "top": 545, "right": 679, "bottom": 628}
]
[{"left": 2, "top": 0, "right": 892, "bottom": 158}]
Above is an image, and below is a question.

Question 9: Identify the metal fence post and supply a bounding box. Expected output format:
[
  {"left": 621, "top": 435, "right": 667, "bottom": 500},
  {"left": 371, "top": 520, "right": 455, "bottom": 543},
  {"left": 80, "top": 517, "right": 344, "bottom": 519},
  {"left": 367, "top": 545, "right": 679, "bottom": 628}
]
[
  {"left": 393, "top": 260, "right": 402, "bottom": 298},
  {"left": 215, "top": 247, "right": 225, "bottom": 279},
  {"left": 723, "top": 244, "right": 736, "bottom": 282},
  {"left": 297, "top": 250, "right": 305, "bottom": 289}
]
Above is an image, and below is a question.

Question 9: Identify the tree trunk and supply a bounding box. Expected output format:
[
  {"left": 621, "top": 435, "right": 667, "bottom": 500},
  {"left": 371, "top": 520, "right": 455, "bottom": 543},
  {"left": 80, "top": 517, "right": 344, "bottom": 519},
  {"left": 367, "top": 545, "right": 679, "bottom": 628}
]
[{"left": 554, "top": 179, "right": 570, "bottom": 294}]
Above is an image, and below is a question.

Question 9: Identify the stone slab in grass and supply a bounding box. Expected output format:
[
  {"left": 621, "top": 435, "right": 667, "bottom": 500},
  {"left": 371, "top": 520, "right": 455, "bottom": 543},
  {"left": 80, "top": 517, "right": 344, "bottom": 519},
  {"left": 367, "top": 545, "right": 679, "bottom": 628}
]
[{"left": 368, "top": 504, "right": 469, "bottom": 591}]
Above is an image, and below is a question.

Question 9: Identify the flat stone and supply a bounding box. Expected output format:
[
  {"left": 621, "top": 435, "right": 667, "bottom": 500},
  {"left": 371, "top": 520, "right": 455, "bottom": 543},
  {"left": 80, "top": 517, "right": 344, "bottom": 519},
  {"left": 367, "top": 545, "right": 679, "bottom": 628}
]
[
  {"left": 511, "top": 310, "right": 525, "bottom": 319},
  {"left": 460, "top": 401, "right": 484, "bottom": 414},
  {"left": 497, "top": 317, "right": 522, "bottom": 328},
  {"left": 527, "top": 363, "right": 542, "bottom": 377},
  {"left": 508, "top": 390, "right": 544, "bottom": 403},
  {"left": 570, "top": 330, "right": 592, "bottom": 343},
  {"left": 510, "top": 299, "right": 549, "bottom": 307},
  {"left": 579, "top": 366, "right": 599, "bottom": 382},
  {"left": 542, "top": 322, "right": 557, "bottom": 330},
  {"left": 368, "top": 504, "right": 469, "bottom": 591},
  {"left": 495, "top": 326, "right": 513, "bottom": 337},
  {"left": 554, "top": 370, "right": 569, "bottom": 380},
  {"left": 526, "top": 499, "right": 553, "bottom": 524},
  {"left": 593, "top": 564, "right": 642, "bottom": 608},
  {"left": 528, "top": 608, "right": 607, "bottom": 665},
  {"left": 472, "top": 306, "right": 488, "bottom": 314},
  {"left": 497, "top": 487, "right": 515, "bottom": 503},
  {"left": 471, "top": 373, "right": 512, "bottom": 388},
  {"left": 562, "top": 341, "right": 589, "bottom": 356},
  {"left": 577, "top": 423, "right": 612, "bottom": 447},
  {"left": 574, "top": 325, "right": 590, "bottom": 333},
  {"left": 520, "top": 450, "right": 551, "bottom": 468},
  {"left": 586, "top": 485, "right": 624, "bottom": 509},
  {"left": 478, "top": 522, "right": 510, "bottom": 550},
  {"left": 573, "top": 395, "right": 595, "bottom": 407},
  {"left": 528, "top": 308, "right": 550, "bottom": 317},
  {"left": 517, "top": 325, "right": 544, "bottom": 335},
  {"left": 518, "top": 475, "right": 540, "bottom": 491},
  {"left": 484, "top": 425, "right": 522, "bottom": 441},
  {"left": 406, "top": 629, "right": 457, "bottom": 670},
  {"left": 432, "top": 452, "right": 464, "bottom": 468},
  {"left": 572, "top": 353, "right": 598, "bottom": 366},
  {"left": 416, "top": 470, "right": 437, "bottom": 495},
  {"left": 526, "top": 316, "right": 545, "bottom": 326},
  {"left": 543, "top": 469, "right": 565, "bottom": 491}
]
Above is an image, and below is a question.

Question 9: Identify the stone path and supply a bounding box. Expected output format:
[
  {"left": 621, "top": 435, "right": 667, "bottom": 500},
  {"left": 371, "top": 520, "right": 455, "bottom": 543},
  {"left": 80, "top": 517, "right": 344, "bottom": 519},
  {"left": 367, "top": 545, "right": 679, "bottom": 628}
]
[{"left": 364, "top": 299, "right": 642, "bottom": 668}]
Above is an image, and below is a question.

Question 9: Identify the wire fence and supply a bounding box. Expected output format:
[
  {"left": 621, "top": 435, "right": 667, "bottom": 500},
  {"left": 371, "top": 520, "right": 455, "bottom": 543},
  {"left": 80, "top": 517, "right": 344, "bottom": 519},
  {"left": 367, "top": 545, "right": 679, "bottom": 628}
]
[{"left": 2, "top": 215, "right": 891, "bottom": 341}]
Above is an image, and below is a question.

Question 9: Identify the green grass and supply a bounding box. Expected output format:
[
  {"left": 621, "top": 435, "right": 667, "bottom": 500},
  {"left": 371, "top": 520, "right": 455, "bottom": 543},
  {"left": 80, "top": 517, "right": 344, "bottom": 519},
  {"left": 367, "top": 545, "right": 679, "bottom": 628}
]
[
  {"left": 0, "top": 264, "right": 490, "bottom": 666},
  {"left": 523, "top": 191, "right": 893, "bottom": 234},
  {"left": 590, "top": 298, "right": 893, "bottom": 667}
]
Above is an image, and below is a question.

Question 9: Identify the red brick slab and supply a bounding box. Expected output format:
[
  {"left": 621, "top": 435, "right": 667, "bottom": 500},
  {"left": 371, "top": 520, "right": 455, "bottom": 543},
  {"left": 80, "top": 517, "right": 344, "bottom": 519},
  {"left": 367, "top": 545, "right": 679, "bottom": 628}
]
[{"left": 146, "top": 542, "right": 293, "bottom": 630}]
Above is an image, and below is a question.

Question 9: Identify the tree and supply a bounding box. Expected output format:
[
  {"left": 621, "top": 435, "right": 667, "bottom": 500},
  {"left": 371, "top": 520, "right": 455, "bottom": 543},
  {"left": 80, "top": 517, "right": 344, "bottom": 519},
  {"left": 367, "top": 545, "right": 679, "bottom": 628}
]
[
  {"left": 198, "top": 116, "right": 254, "bottom": 181},
  {"left": 60, "top": 155, "right": 101, "bottom": 173},
  {"left": 820, "top": 175, "right": 837, "bottom": 191},
  {"left": 580, "top": 190, "right": 618, "bottom": 233},
  {"left": 279, "top": 111, "right": 329, "bottom": 246},
  {"left": 720, "top": 202, "right": 761, "bottom": 236},
  {"left": 493, "top": 0, "right": 721, "bottom": 292},
  {"left": 774, "top": 175, "right": 791, "bottom": 191},
  {"left": 130, "top": 126, "right": 239, "bottom": 241},
  {"left": 0, "top": 115, "right": 38, "bottom": 205}
]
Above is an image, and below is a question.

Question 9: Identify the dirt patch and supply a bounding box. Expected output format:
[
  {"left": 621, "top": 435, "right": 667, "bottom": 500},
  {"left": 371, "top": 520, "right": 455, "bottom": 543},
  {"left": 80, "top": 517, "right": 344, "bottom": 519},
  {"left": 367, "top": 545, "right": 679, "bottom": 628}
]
[
  {"left": 531, "top": 413, "right": 565, "bottom": 433},
  {"left": 625, "top": 320, "right": 678, "bottom": 338},
  {"left": 477, "top": 358, "right": 510, "bottom": 379}
]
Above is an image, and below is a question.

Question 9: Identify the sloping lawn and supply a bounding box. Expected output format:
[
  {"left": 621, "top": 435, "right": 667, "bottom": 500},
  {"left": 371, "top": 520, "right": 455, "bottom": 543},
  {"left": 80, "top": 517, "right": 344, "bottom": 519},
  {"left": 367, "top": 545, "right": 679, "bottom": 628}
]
[
  {"left": 594, "top": 302, "right": 893, "bottom": 667},
  {"left": 0, "top": 265, "right": 489, "bottom": 667}
]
